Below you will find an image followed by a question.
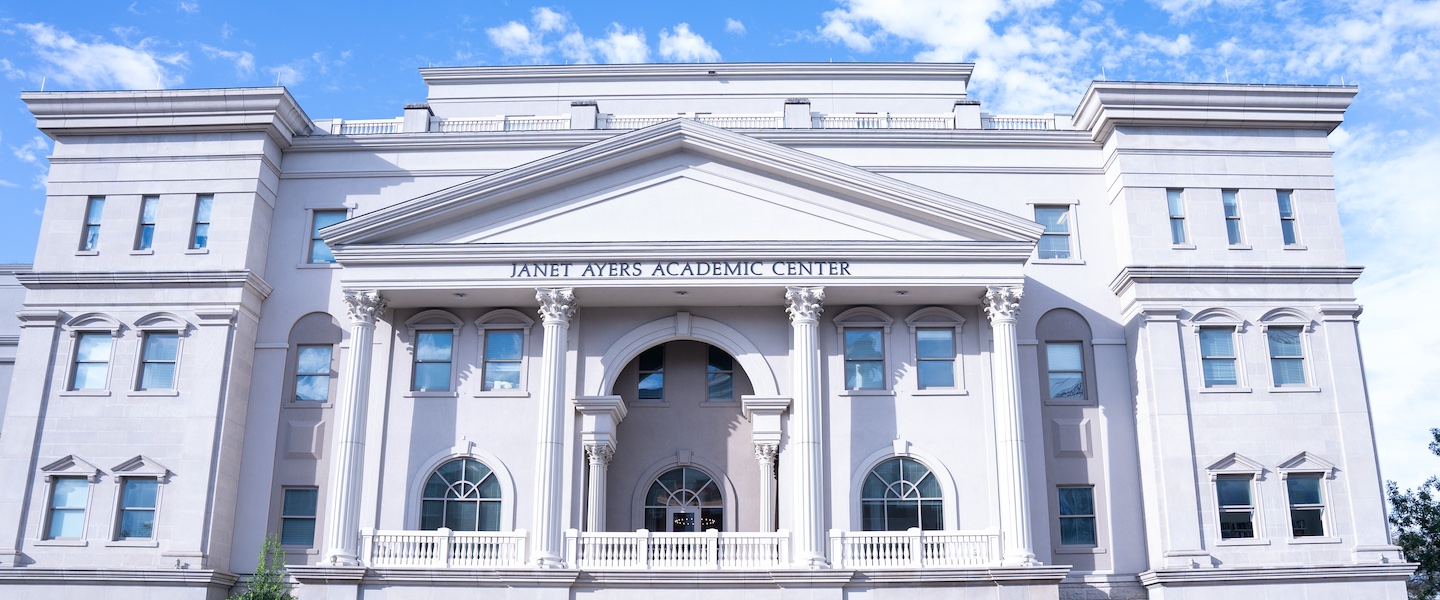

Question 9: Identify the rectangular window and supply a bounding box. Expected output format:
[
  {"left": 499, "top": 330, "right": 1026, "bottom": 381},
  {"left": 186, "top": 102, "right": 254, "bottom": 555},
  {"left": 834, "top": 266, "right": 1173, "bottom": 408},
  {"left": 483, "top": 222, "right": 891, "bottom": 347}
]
[
  {"left": 1277, "top": 190, "right": 1299, "bottom": 245},
  {"left": 309, "top": 210, "right": 347, "bottom": 263},
  {"left": 135, "top": 196, "right": 158, "bottom": 251},
  {"left": 483, "top": 329, "right": 524, "bottom": 391},
  {"left": 1058, "top": 486, "right": 1097, "bottom": 546},
  {"left": 637, "top": 345, "right": 664, "bottom": 400},
  {"left": 706, "top": 345, "right": 734, "bottom": 401},
  {"left": 190, "top": 194, "right": 213, "bottom": 249},
  {"left": 1045, "top": 342, "right": 1085, "bottom": 400},
  {"left": 280, "top": 487, "right": 318, "bottom": 546},
  {"left": 1223, "top": 189, "right": 1243, "bottom": 245},
  {"left": 1267, "top": 326, "right": 1306, "bottom": 387},
  {"left": 47, "top": 477, "right": 88, "bottom": 539},
  {"left": 412, "top": 331, "right": 454, "bottom": 392},
  {"left": 1167, "top": 189, "right": 1187, "bottom": 245},
  {"left": 294, "top": 345, "right": 332, "bottom": 401},
  {"left": 81, "top": 197, "right": 105, "bottom": 251},
  {"left": 1216, "top": 475, "right": 1256, "bottom": 539},
  {"left": 1199, "top": 328, "right": 1239, "bottom": 387},
  {"left": 1287, "top": 474, "right": 1325, "bottom": 537},
  {"left": 70, "top": 332, "right": 113, "bottom": 390},
  {"left": 1034, "top": 206, "right": 1072, "bottom": 259},
  {"left": 115, "top": 478, "right": 158, "bottom": 540},
  {"left": 844, "top": 328, "right": 885, "bottom": 390},
  {"left": 915, "top": 329, "right": 956, "bottom": 389},
  {"left": 138, "top": 332, "right": 179, "bottom": 390}
]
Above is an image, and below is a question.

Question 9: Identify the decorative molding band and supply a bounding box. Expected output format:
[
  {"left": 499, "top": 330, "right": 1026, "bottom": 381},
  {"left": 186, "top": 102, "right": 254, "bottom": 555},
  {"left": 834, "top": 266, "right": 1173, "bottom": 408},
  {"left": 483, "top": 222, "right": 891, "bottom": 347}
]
[
  {"left": 419, "top": 62, "right": 976, "bottom": 83},
  {"left": 23, "top": 87, "right": 314, "bottom": 147},
  {"left": 0, "top": 568, "right": 238, "bottom": 587},
  {"left": 1138, "top": 563, "right": 1415, "bottom": 587},
  {"left": 281, "top": 168, "right": 502, "bottom": 180},
  {"left": 860, "top": 165, "right": 1106, "bottom": 175},
  {"left": 1110, "top": 265, "right": 1364, "bottom": 296},
  {"left": 333, "top": 241, "right": 1038, "bottom": 265},
  {"left": 16, "top": 270, "right": 274, "bottom": 298}
]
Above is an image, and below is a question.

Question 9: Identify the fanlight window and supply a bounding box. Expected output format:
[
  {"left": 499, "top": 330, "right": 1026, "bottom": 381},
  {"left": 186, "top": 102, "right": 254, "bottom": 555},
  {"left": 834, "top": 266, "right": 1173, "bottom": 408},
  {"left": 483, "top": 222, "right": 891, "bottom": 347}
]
[
  {"left": 861, "top": 457, "right": 943, "bottom": 531},
  {"left": 644, "top": 467, "right": 723, "bottom": 532},
  {"left": 420, "top": 458, "right": 500, "bottom": 531}
]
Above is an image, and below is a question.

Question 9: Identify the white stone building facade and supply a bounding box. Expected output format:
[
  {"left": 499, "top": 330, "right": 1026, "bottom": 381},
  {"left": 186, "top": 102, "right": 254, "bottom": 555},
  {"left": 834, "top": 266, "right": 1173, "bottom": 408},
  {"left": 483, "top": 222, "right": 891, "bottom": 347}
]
[{"left": 0, "top": 63, "right": 1414, "bottom": 599}]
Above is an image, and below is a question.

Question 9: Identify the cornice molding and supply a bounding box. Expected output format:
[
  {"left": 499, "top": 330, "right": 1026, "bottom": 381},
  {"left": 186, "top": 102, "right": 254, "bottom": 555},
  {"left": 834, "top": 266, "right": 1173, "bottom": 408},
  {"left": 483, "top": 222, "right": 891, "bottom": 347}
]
[
  {"left": 1073, "top": 81, "right": 1357, "bottom": 143},
  {"left": 22, "top": 87, "right": 314, "bottom": 148},
  {"left": 16, "top": 269, "right": 273, "bottom": 298},
  {"left": 331, "top": 240, "right": 1038, "bottom": 265},
  {"left": 420, "top": 62, "right": 974, "bottom": 84},
  {"left": 1110, "top": 265, "right": 1364, "bottom": 296},
  {"left": 1138, "top": 563, "right": 1415, "bottom": 587},
  {"left": 0, "top": 568, "right": 238, "bottom": 586}
]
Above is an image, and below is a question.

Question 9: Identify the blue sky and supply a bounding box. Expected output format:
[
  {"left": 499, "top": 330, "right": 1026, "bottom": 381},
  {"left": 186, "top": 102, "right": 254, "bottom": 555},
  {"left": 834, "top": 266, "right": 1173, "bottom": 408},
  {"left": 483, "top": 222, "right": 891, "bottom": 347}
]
[{"left": 1, "top": 1, "right": 1438, "bottom": 488}]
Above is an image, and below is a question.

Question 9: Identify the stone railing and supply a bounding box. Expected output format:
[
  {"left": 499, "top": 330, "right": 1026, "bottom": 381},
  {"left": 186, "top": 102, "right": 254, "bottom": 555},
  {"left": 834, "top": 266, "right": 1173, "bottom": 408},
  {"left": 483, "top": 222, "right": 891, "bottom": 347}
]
[
  {"left": 361, "top": 528, "right": 528, "bottom": 568},
  {"left": 813, "top": 114, "right": 957, "bottom": 129},
  {"left": 323, "top": 112, "right": 1064, "bottom": 135},
  {"left": 564, "top": 529, "right": 790, "bottom": 570},
  {"left": 981, "top": 115, "right": 1058, "bottom": 130},
  {"left": 433, "top": 116, "right": 571, "bottom": 133},
  {"left": 334, "top": 118, "right": 404, "bottom": 135},
  {"left": 829, "top": 529, "right": 1000, "bottom": 569}
]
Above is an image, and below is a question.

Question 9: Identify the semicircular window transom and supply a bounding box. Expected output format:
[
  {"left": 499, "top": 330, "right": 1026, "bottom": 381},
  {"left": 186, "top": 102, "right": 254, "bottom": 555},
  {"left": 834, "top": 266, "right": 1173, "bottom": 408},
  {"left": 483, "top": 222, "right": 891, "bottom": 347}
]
[
  {"left": 643, "top": 467, "right": 723, "bottom": 532},
  {"left": 420, "top": 458, "right": 500, "bottom": 531},
  {"left": 861, "top": 457, "right": 942, "bottom": 531}
]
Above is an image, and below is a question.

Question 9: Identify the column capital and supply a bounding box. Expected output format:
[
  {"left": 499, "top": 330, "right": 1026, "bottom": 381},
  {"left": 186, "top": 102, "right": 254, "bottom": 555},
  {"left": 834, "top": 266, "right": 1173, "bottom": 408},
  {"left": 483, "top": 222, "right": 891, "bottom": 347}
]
[
  {"left": 784, "top": 286, "right": 825, "bottom": 324},
  {"left": 981, "top": 285, "right": 1023, "bottom": 324},
  {"left": 754, "top": 443, "right": 778, "bottom": 464},
  {"left": 536, "top": 287, "right": 577, "bottom": 325},
  {"left": 343, "top": 290, "right": 386, "bottom": 325},
  {"left": 585, "top": 443, "right": 615, "bottom": 467}
]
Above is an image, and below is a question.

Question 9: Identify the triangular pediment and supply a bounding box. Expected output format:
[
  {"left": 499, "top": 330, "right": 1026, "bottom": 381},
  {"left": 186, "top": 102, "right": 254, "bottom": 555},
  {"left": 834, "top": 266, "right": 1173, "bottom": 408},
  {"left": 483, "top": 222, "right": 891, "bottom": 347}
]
[
  {"left": 1206, "top": 452, "right": 1266, "bottom": 480},
  {"left": 323, "top": 119, "right": 1043, "bottom": 248},
  {"left": 41, "top": 455, "right": 103, "bottom": 483},
  {"left": 1277, "top": 451, "right": 1336, "bottom": 477}
]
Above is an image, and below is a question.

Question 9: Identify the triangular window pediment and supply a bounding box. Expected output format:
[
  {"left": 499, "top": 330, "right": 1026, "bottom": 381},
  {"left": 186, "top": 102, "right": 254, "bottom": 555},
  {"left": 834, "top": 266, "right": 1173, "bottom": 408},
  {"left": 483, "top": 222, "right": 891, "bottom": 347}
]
[
  {"left": 41, "top": 455, "right": 103, "bottom": 483},
  {"left": 1277, "top": 451, "right": 1336, "bottom": 478},
  {"left": 112, "top": 455, "right": 173, "bottom": 483},
  {"left": 1206, "top": 452, "right": 1266, "bottom": 481}
]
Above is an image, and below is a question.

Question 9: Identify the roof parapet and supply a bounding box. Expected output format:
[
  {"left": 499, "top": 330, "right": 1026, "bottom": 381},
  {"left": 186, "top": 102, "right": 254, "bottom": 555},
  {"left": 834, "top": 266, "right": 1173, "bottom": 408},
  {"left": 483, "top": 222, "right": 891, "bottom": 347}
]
[
  {"left": 1072, "top": 81, "right": 1358, "bottom": 143},
  {"left": 22, "top": 87, "right": 315, "bottom": 147}
]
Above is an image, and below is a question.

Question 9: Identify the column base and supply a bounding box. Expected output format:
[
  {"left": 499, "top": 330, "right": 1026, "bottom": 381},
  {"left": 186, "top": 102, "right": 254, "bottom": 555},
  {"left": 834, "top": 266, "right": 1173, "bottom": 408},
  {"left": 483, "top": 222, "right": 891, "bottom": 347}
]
[
  {"left": 1003, "top": 552, "right": 1039, "bottom": 567},
  {"left": 532, "top": 553, "right": 566, "bottom": 569},
  {"left": 325, "top": 551, "right": 362, "bottom": 567}
]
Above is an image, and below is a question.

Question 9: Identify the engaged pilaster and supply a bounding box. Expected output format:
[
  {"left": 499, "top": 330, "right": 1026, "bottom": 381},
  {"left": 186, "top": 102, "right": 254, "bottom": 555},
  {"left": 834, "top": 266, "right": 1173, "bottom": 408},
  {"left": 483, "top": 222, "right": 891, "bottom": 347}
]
[
  {"left": 982, "top": 285, "right": 1036, "bottom": 566},
  {"left": 743, "top": 396, "right": 789, "bottom": 533},
  {"left": 322, "top": 290, "right": 386, "bottom": 566},
  {"left": 784, "top": 286, "right": 828, "bottom": 568},
  {"left": 531, "top": 287, "right": 576, "bottom": 568},
  {"left": 575, "top": 395, "right": 626, "bottom": 533}
]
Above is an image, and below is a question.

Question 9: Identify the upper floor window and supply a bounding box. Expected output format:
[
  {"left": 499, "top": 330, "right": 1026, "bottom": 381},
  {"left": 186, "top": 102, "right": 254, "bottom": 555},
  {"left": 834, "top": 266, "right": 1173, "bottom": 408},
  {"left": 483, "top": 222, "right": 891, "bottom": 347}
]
[
  {"left": 138, "top": 332, "right": 179, "bottom": 390},
  {"left": 280, "top": 487, "right": 319, "bottom": 546},
  {"left": 115, "top": 478, "right": 158, "bottom": 540},
  {"left": 915, "top": 329, "right": 956, "bottom": 389},
  {"left": 1045, "top": 342, "right": 1085, "bottom": 400},
  {"left": 1199, "top": 328, "right": 1239, "bottom": 387},
  {"left": 835, "top": 308, "right": 893, "bottom": 392},
  {"left": 1166, "top": 189, "right": 1188, "bottom": 245},
  {"left": 70, "top": 332, "right": 113, "bottom": 391},
  {"left": 294, "top": 345, "right": 333, "bottom": 401},
  {"left": 482, "top": 330, "right": 523, "bottom": 391},
  {"left": 637, "top": 345, "right": 665, "bottom": 400},
  {"left": 80, "top": 197, "right": 105, "bottom": 251},
  {"left": 46, "top": 476, "right": 90, "bottom": 539},
  {"left": 309, "top": 210, "right": 347, "bottom": 263},
  {"left": 421, "top": 458, "right": 500, "bottom": 531},
  {"left": 1277, "top": 190, "right": 1299, "bottom": 245},
  {"left": 706, "top": 345, "right": 734, "bottom": 401},
  {"left": 1286, "top": 474, "right": 1325, "bottom": 537},
  {"left": 1266, "top": 326, "right": 1307, "bottom": 387},
  {"left": 406, "top": 310, "right": 462, "bottom": 393},
  {"left": 1037, "top": 308, "right": 1095, "bottom": 405},
  {"left": 190, "top": 194, "right": 213, "bottom": 250},
  {"left": 861, "top": 457, "right": 942, "bottom": 531},
  {"left": 1035, "top": 205, "right": 1073, "bottom": 259},
  {"left": 1057, "top": 486, "right": 1096, "bottom": 546},
  {"left": 1222, "top": 189, "right": 1243, "bottom": 245},
  {"left": 1216, "top": 474, "right": 1256, "bottom": 539},
  {"left": 135, "top": 196, "right": 158, "bottom": 251}
]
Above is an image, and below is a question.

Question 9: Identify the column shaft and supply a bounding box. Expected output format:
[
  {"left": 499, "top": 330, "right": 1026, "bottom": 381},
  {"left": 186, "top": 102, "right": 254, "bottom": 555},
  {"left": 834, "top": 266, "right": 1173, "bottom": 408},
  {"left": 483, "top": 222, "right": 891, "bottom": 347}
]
[
  {"left": 585, "top": 445, "right": 614, "bottom": 532},
  {"left": 785, "top": 286, "right": 828, "bottom": 568},
  {"left": 322, "top": 291, "right": 385, "bottom": 565},
  {"left": 755, "top": 444, "right": 778, "bottom": 533},
  {"left": 530, "top": 288, "right": 576, "bottom": 568},
  {"left": 983, "top": 286, "right": 1036, "bottom": 566}
]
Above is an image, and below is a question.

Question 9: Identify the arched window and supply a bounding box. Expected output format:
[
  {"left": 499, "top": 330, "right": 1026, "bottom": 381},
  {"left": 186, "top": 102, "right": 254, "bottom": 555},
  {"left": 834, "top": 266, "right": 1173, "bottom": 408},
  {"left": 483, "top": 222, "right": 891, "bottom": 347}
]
[
  {"left": 861, "top": 457, "right": 942, "bottom": 531},
  {"left": 420, "top": 458, "right": 501, "bottom": 531},
  {"left": 644, "top": 467, "right": 723, "bottom": 532}
]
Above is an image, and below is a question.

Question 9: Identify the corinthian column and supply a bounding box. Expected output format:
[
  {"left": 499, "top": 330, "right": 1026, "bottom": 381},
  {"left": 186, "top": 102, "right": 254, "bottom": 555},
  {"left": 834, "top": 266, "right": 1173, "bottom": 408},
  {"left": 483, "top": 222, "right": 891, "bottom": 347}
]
[
  {"left": 322, "top": 290, "right": 385, "bottom": 566},
  {"left": 983, "top": 285, "right": 1035, "bottom": 566},
  {"left": 784, "top": 286, "right": 828, "bottom": 568},
  {"left": 531, "top": 287, "right": 576, "bottom": 568},
  {"left": 754, "top": 443, "right": 779, "bottom": 533},
  {"left": 584, "top": 444, "right": 614, "bottom": 532}
]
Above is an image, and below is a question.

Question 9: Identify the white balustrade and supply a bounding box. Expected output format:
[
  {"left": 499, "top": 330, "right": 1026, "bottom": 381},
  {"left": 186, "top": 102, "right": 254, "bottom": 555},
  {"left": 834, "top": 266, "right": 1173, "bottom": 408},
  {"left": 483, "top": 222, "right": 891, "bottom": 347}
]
[
  {"left": 325, "top": 112, "right": 1059, "bottom": 135},
  {"left": 981, "top": 115, "right": 1058, "bottom": 130},
  {"left": 432, "top": 116, "right": 570, "bottom": 133},
  {"left": 694, "top": 114, "right": 784, "bottom": 128},
  {"left": 361, "top": 528, "right": 528, "bottom": 568},
  {"left": 600, "top": 115, "right": 674, "bottom": 129},
  {"left": 336, "top": 118, "right": 404, "bottom": 135},
  {"left": 828, "top": 529, "right": 1000, "bottom": 569},
  {"left": 810, "top": 114, "right": 955, "bottom": 129},
  {"left": 564, "top": 529, "right": 790, "bottom": 570}
]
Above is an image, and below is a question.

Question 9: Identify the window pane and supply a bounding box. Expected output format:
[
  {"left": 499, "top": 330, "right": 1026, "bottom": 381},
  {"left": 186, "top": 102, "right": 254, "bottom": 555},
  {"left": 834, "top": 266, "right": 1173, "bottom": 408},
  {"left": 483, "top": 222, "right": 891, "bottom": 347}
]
[
  {"left": 1058, "top": 488, "right": 1093, "bottom": 516},
  {"left": 420, "top": 500, "right": 444, "bottom": 530},
  {"left": 118, "top": 509, "right": 155, "bottom": 539},
  {"left": 1060, "top": 517, "right": 1097, "bottom": 545},
  {"left": 141, "top": 197, "right": 159, "bottom": 222},
  {"left": 701, "top": 507, "right": 723, "bottom": 531},
  {"left": 140, "top": 362, "right": 176, "bottom": 390},
  {"left": 1281, "top": 220, "right": 1297, "bottom": 245},
  {"left": 478, "top": 501, "right": 501, "bottom": 531},
  {"left": 845, "top": 359, "right": 884, "bottom": 390},
  {"left": 1267, "top": 327, "right": 1302, "bottom": 357},
  {"left": 144, "top": 333, "right": 179, "bottom": 361},
  {"left": 1288, "top": 475, "right": 1323, "bottom": 505},
  {"left": 1035, "top": 207, "right": 1070, "bottom": 233},
  {"left": 638, "top": 345, "right": 664, "bottom": 372},
  {"left": 73, "top": 362, "right": 110, "bottom": 390},
  {"left": 280, "top": 517, "right": 316, "bottom": 546},
  {"left": 122, "top": 479, "right": 158, "bottom": 508},
  {"left": 844, "top": 329, "right": 884, "bottom": 360},
  {"left": 76, "top": 333, "right": 113, "bottom": 362},
  {"left": 137, "top": 225, "right": 154, "bottom": 250},
  {"left": 48, "top": 509, "right": 85, "bottom": 539},
  {"left": 1198, "top": 329, "right": 1234, "bottom": 356},
  {"left": 1220, "top": 511, "right": 1255, "bottom": 539},
  {"left": 87, "top": 198, "right": 106, "bottom": 224},
  {"left": 313, "top": 210, "right": 346, "bottom": 234},
  {"left": 644, "top": 508, "right": 666, "bottom": 531},
  {"left": 919, "top": 500, "right": 943, "bottom": 530},
  {"left": 414, "top": 363, "right": 452, "bottom": 391},
  {"left": 917, "top": 361, "right": 954, "bottom": 389},
  {"left": 297, "top": 346, "right": 331, "bottom": 374},
  {"left": 416, "top": 332, "right": 453, "bottom": 361},
  {"left": 1216, "top": 477, "right": 1252, "bottom": 507},
  {"left": 1226, "top": 220, "right": 1243, "bottom": 244},
  {"left": 916, "top": 329, "right": 953, "bottom": 359},
  {"left": 310, "top": 239, "right": 335, "bottom": 263},
  {"left": 1047, "top": 343, "right": 1082, "bottom": 371},
  {"left": 1050, "top": 373, "right": 1084, "bottom": 399},
  {"left": 862, "top": 473, "right": 886, "bottom": 499},
  {"left": 485, "top": 330, "right": 524, "bottom": 361},
  {"left": 1291, "top": 508, "right": 1324, "bottom": 537},
  {"left": 887, "top": 502, "right": 919, "bottom": 531},
  {"left": 1170, "top": 218, "right": 1187, "bottom": 244},
  {"left": 707, "top": 345, "right": 733, "bottom": 371},
  {"left": 1277, "top": 192, "right": 1294, "bottom": 217},
  {"left": 446, "top": 500, "right": 479, "bottom": 531},
  {"left": 283, "top": 489, "right": 318, "bottom": 515},
  {"left": 638, "top": 372, "right": 664, "bottom": 400},
  {"left": 1167, "top": 190, "right": 1185, "bottom": 217},
  {"left": 915, "top": 471, "right": 940, "bottom": 498},
  {"left": 861, "top": 501, "right": 886, "bottom": 531},
  {"left": 1272, "top": 358, "right": 1305, "bottom": 386},
  {"left": 484, "top": 362, "right": 521, "bottom": 390},
  {"left": 1038, "top": 234, "right": 1071, "bottom": 259},
  {"left": 192, "top": 223, "right": 209, "bottom": 249},
  {"left": 707, "top": 372, "right": 733, "bottom": 400},
  {"left": 295, "top": 375, "right": 330, "bottom": 401},
  {"left": 1202, "top": 359, "right": 1238, "bottom": 387},
  {"left": 1222, "top": 191, "right": 1239, "bottom": 217},
  {"left": 53, "top": 478, "right": 89, "bottom": 508},
  {"left": 874, "top": 459, "right": 902, "bottom": 485},
  {"left": 83, "top": 226, "right": 100, "bottom": 251},
  {"left": 194, "top": 196, "right": 213, "bottom": 223}
]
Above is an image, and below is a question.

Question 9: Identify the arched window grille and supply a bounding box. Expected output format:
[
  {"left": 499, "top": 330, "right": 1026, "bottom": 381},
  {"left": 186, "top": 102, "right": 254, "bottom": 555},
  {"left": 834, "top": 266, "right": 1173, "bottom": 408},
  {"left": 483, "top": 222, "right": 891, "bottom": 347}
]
[
  {"left": 861, "top": 457, "right": 943, "bottom": 531},
  {"left": 420, "top": 458, "right": 501, "bottom": 531},
  {"left": 643, "top": 467, "right": 723, "bottom": 532}
]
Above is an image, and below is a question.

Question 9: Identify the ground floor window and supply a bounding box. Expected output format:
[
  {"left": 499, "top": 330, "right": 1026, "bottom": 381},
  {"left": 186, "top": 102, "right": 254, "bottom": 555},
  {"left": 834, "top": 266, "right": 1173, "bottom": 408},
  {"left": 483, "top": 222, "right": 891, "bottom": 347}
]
[
  {"left": 644, "top": 467, "right": 723, "bottom": 532},
  {"left": 861, "top": 457, "right": 942, "bottom": 531},
  {"left": 421, "top": 458, "right": 500, "bottom": 531}
]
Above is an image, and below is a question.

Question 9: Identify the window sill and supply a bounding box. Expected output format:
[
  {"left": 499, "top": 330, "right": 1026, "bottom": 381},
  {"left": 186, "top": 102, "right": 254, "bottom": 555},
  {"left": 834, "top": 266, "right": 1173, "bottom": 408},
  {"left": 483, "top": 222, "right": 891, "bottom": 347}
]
[
  {"left": 1044, "top": 397, "right": 1094, "bottom": 406},
  {"left": 474, "top": 390, "right": 530, "bottom": 398},
  {"left": 405, "top": 391, "right": 459, "bottom": 399},
  {"left": 1217, "top": 538, "right": 1270, "bottom": 547},
  {"left": 700, "top": 400, "right": 742, "bottom": 407},
  {"left": 296, "top": 262, "right": 342, "bottom": 269},
  {"left": 185, "top": 248, "right": 209, "bottom": 255},
  {"left": 129, "top": 249, "right": 154, "bottom": 256},
  {"left": 1227, "top": 244, "right": 1252, "bottom": 250},
  {"left": 839, "top": 389, "right": 896, "bottom": 397},
  {"left": 1197, "top": 386, "right": 1252, "bottom": 394},
  {"left": 285, "top": 401, "right": 333, "bottom": 409},
  {"left": 283, "top": 547, "right": 320, "bottom": 555},
  {"left": 74, "top": 250, "right": 99, "bottom": 256},
  {"left": 60, "top": 389, "right": 111, "bottom": 397},
  {"left": 128, "top": 390, "right": 179, "bottom": 397},
  {"left": 1283, "top": 244, "right": 1308, "bottom": 250},
  {"left": 1054, "top": 546, "right": 1107, "bottom": 555},
  {"left": 911, "top": 389, "right": 969, "bottom": 397},
  {"left": 1268, "top": 386, "right": 1321, "bottom": 393},
  {"left": 631, "top": 401, "right": 671, "bottom": 408},
  {"left": 1287, "top": 536, "right": 1341, "bottom": 545},
  {"left": 1033, "top": 258, "right": 1086, "bottom": 265},
  {"left": 1170, "top": 244, "right": 1196, "bottom": 250},
  {"left": 34, "top": 539, "right": 88, "bottom": 547},
  {"left": 105, "top": 540, "right": 159, "bottom": 548}
]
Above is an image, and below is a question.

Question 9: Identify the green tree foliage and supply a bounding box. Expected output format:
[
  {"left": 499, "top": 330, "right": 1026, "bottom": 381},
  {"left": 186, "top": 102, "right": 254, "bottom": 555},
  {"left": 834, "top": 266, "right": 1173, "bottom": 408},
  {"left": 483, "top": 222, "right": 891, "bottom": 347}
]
[
  {"left": 1388, "top": 428, "right": 1440, "bottom": 600},
  {"left": 230, "top": 536, "right": 294, "bottom": 600}
]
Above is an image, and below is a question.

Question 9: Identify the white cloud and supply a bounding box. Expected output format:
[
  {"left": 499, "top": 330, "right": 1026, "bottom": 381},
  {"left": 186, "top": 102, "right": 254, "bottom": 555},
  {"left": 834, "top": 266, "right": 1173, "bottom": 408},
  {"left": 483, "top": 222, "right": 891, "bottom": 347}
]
[
  {"left": 0, "top": 179, "right": 18, "bottom": 189},
  {"left": 1135, "top": 32, "right": 1193, "bottom": 57},
  {"left": 483, "top": 10, "right": 655, "bottom": 65},
  {"left": 11, "top": 136, "right": 49, "bottom": 164},
  {"left": 533, "top": 7, "right": 568, "bottom": 33},
  {"left": 659, "top": 24, "right": 720, "bottom": 62},
  {"left": 725, "top": 18, "right": 746, "bottom": 35},
  {"left": 0, "top": 58, "right": 26, "bottom": 81},
  {"left": 267, "top": 64, "right": 304, "bottom": 86},
  {"left": 200, "top": 44, "right": 255, "bottom": 77},
  {"left": 19, "top": 22, "right": 185, "bottom": 90},
  {"left": 178, "top": 1, "right": 199, "bottom": 14},
  {"left": 593, "top": 25, "right": 649, "bottom": 63},
  {"left": 1147, "top": 0, "right": 1254, "bottom": 20},
  {"left": 487, "top": 20, "right": 548, "bottom": 62}
]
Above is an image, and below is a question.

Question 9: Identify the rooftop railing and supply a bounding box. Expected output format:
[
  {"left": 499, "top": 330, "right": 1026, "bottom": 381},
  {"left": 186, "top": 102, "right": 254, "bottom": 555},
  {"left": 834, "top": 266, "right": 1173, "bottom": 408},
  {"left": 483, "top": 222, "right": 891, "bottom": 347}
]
[{"left": 324, "top": 113, "right": 1064, "bottom": 135}]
